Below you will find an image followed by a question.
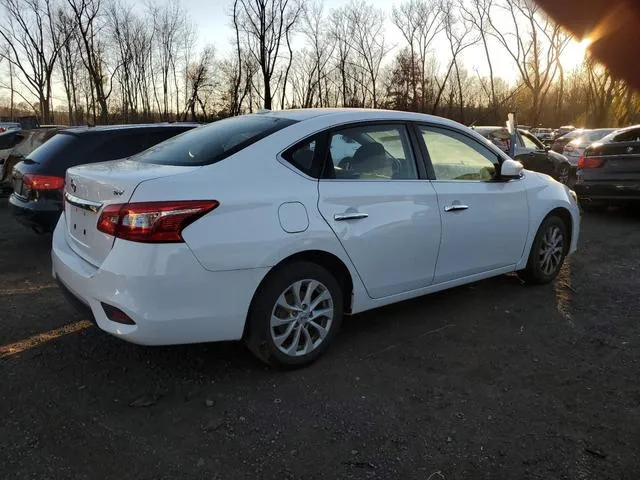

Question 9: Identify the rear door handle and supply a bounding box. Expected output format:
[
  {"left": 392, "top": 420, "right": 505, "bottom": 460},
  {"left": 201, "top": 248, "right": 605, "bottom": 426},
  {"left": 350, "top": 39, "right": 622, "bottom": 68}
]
[
  {"left": 444, "top": 204, "right": 469, "bottom": 212},
  {"left": 334, "top": 212, "right": 369, "bottom": 221}
]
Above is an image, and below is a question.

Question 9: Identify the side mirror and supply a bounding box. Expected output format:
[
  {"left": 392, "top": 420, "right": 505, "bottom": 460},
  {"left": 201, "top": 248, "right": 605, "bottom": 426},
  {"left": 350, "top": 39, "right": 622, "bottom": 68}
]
[{"left": 500, "top": 159, "right": 524, "bottom": 179}]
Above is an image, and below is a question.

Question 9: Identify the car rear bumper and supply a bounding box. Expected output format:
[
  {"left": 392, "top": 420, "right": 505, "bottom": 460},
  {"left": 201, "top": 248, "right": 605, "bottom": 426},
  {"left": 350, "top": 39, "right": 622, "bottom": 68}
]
[
  {"left": 9, "top": 193, "right": 61, "bottom": 232},
  {"left": 574, "top": 181, "right": 640, "bottom": 201},
  {"left": 51, "top": 214, "right": 269, "bottom": 345}
]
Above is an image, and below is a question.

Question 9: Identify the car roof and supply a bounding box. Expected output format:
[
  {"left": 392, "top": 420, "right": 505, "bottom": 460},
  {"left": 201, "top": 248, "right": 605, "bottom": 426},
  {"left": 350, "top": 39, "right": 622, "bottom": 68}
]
[
  {"left": 264, "top": 108, "right": 468, "bottom": 129},
  {"left": 62, "top": 123, "right": 201, "bottom": 135}
]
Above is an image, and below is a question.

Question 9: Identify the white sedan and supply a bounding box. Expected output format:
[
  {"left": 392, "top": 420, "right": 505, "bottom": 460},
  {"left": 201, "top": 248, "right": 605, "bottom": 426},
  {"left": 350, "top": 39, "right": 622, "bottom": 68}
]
[{"left": 52, "top": 109, "right": 580, "bottom": 367}]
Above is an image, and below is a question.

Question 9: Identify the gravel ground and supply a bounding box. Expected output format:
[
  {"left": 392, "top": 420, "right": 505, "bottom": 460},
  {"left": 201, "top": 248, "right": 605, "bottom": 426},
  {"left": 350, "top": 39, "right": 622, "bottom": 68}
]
[{"left": 1, "top": 198, "right": 639, "bottom": 480}]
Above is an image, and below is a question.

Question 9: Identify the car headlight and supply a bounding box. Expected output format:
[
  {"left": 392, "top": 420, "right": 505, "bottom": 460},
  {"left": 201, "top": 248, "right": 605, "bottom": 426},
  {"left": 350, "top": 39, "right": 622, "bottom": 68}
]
[{"left": 567, "top": 188, "right": 578, "bottom": 205}]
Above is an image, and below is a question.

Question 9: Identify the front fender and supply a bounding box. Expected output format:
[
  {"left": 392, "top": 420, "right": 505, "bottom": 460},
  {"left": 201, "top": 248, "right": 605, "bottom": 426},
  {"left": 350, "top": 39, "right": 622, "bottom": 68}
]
[{"left": 516, "top": 172, "right": 580, "bottom": 270}]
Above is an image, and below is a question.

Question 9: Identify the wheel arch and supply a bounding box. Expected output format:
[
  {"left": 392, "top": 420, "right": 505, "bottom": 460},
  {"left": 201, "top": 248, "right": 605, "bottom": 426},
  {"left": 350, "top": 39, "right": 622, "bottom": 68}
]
[
  {"left": 243, "top": 249, "right": 355, "bottom": 338},
  {"left": 535, "top": 207, "right": 573, "bottom": 255}
]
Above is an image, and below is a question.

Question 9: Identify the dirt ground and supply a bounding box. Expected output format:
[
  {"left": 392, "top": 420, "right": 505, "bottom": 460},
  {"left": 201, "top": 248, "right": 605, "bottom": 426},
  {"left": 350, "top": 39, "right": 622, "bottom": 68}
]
[{"left": 1, "top": 198, "right": 639, "bottom": 480}]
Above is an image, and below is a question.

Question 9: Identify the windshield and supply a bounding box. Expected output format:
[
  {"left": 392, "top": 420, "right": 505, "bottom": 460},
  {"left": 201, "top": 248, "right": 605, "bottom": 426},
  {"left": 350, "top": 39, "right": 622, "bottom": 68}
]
[{"left": 136, "top": 115, "right": 297, "bottom": 166}]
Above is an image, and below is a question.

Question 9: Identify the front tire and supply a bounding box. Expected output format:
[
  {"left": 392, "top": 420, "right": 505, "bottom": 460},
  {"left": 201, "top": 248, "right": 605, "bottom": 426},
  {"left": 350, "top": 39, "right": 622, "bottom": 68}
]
[
  {"left": 519, "top": 216, "right": 568, "bottom": 285},
  {"left": 244, "top": 261, "right": 343, "bottom": 368}
]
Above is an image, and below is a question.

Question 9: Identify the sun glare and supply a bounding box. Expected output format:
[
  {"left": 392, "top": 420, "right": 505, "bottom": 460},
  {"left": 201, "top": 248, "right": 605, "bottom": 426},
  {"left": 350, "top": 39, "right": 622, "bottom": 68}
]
[{"left": 561, "top": 37, "right": 592, "bottom": 70}]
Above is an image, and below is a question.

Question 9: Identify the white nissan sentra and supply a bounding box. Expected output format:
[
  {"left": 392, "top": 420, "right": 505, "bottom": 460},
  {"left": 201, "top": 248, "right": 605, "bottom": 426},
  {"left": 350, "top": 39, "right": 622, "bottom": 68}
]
[{"left": 52, "top": 109, "right": 580, "bottom": 367}]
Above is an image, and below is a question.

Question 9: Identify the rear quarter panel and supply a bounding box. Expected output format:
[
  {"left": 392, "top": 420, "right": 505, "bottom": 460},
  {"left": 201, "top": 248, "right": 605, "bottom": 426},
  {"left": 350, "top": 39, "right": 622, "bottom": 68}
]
[{"left": 129, "top": 129, "right": 369, "bottom": 306}]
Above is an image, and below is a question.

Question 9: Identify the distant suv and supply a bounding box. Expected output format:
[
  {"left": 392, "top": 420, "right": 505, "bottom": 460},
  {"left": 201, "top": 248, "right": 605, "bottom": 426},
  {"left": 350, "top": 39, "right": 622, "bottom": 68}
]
[{"left": 10, "top": 124, "right": 199, "bottom": 233}]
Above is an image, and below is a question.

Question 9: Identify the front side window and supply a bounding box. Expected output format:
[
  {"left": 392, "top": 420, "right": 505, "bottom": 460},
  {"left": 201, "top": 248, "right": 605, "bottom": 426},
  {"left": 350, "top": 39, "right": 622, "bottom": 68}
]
[
  {"left": 137, "top": 115, "right": 296, "bottom": 166},
  {"left": 325, "top": 124, "right": 418, "bottom": 180},
  {"left": 419, "top": 126, "right": 497, "bottom": 181},
  {"left": 521, "top": 132, "right": 542, "bottom": 150}
]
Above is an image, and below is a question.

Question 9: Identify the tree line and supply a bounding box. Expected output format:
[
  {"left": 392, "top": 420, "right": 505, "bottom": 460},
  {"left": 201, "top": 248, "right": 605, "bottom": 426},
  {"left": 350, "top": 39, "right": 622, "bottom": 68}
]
[{"left": 0, "top": 0, "right": 638, "bottom": 128}]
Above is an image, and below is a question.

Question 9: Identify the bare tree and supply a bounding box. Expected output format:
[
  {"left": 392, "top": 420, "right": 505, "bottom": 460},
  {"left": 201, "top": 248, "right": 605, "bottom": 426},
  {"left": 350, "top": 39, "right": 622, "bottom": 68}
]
[
  {"left": 328, "top": 5, "right": 354, "bottom": 107},
  {"left": 184, "top": 46, "right": 214, "bottom": 121},
  {"left": 57, "top": 8, "right": 81, "bottom": 124},
  {"left": 489, "top": 0, "right": 567, "bottom": 125},
  {"left": 392, "top": 0, "right": 444, "bottom": 111},
  {"left": 66, "top": 0, "right": 118, "bottom": 123},
  {"left": 432, "top": 1, "right": 477, "bottom": 116},
  {"left": 459, "top": 0, "right": 498, "bottom": 114},
  {"left": 0, "top": 0, "right": 66, "bottom": 123},
  {"left": 234, "top": 0, "right": 302, "bottom": 110},
  {"left": 347, "top": 1, "right": 388, "bottom": 108},
  {"left": 149, "top": 0, "right": 187, "bottom": 120}
]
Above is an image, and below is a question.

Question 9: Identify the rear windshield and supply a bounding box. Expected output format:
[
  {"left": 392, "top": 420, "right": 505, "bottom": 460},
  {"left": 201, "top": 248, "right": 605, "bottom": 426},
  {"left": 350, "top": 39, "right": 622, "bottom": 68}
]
[
  {"left": 136, "top": 115, "right": 297, "bottom": 166},
  {"left": 26, "top": 133, "right": 75, "bottom": 165}
]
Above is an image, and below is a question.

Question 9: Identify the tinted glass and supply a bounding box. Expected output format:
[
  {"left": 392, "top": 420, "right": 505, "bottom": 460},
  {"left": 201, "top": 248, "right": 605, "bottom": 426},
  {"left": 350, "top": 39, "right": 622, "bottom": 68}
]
[
  {"left": 0, "top": 132, "right": 23, "bottom": 150},
  {"left": 613, "top": 128, "right": 640, "bottom": 143},
  {"left": 521, "top": 132, "right": 540, "bottom": 150},
  {"left": 25, "top": 133, "right": 76, "bottom": 165},
  {"left": 137, "top": 116, "right": 296, "bottom": 166},
  {"left": 326, "top": 125, "right": 418, "bottom": 180},
  {"left": 420, "top": 126, "right": 497, "bottom": 181}
]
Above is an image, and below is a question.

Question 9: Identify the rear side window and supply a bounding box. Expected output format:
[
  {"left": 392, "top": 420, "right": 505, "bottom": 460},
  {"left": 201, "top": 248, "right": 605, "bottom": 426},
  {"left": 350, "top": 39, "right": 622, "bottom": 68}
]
[
  {"left": 613, "top": 128, "right": 640, "bottom": 143},
  {"left": 0, "top": 132, "right": 23, "bottom": 150},
  {"left": 91, "top": 133, "right": 149, "bottom": 161},
  {"left": 26, "top": 133, "right": 76, "bottom": 165},
  {"left": 137, "top": 116, "right": 296, "bottom": 166},
  {"left": 283, "top": 138, "right": 320, "bottom": 177}
]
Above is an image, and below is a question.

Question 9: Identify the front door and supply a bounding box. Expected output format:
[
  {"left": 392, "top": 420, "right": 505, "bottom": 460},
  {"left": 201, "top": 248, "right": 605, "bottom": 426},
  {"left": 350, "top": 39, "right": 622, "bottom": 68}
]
[
  {"left": 317, "top": 123, "right": 441, "bottom": 299},
  {"left": 416, "top": 125, "right": 530, "bottom": 283},
  {"left": 518, "top": 131, "right": 554, "bottom": 176}
]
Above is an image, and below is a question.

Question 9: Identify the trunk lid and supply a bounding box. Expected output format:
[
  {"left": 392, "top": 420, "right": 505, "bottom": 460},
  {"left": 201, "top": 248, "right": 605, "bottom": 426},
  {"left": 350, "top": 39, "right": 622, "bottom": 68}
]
[
  {"left": 64, "top": 159, "right": 199, "bottom": 267},
  {"left": 584, "top": 141, "right": 640, "bottom": 182}
]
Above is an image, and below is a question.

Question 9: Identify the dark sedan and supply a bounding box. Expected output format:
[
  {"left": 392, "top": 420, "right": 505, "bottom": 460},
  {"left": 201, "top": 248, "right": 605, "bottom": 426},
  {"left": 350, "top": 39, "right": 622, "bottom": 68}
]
[
  {"left": 474, "top": 126, "right": 572, "bottom": 184},
  {"left": 10, "top": 123, "right": 198, "bottom": 233},
  {"left": 575, "top": 124, "right": 640, "bottom": 211}
]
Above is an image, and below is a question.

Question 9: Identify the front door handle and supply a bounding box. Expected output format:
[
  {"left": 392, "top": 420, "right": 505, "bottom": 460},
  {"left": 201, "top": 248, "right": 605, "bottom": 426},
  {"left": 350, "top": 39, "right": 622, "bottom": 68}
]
[
  {"left": 444, "top": 204, "right": 469, "bottom": 212},
  {"left": 334, "top": 212, "right": 369, "bottom": 221}
]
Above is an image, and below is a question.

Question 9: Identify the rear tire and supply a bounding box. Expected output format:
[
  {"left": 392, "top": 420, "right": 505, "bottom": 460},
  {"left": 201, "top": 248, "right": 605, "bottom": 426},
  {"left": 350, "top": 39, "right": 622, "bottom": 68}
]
[
  {"left": 244, "top": 261, "right": 343, "bottom": 368},
  {"left": 519, "top": 216, "right": 568, "bottom": 285}
]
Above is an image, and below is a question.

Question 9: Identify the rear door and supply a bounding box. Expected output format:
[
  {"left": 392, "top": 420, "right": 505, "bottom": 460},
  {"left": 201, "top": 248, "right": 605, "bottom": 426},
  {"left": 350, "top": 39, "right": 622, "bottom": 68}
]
[
  {"left": 416, "top": 125, "right": 529, "bottom": 283},
  {"left": 317, "top": 122, "right": 441, "bottom": 299}
]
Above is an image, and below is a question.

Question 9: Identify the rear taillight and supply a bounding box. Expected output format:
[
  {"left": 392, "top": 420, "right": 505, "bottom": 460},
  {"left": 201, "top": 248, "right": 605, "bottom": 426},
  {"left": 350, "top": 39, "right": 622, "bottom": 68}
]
[
  {"left": 22, "top": 174, "right": 64, "bottom": 191},
  {"left": 97, "top": 200, "right": 218, "bottom": 243},
  {"left": 577, "top": 156, "right": 603, "bottom": 169}
]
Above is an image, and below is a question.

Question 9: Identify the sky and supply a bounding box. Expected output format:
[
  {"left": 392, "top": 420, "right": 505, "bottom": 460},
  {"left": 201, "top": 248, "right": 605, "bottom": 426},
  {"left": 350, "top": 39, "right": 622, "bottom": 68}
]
[{"left": 186, "top": 0, "right": 589, "bottom": 84}]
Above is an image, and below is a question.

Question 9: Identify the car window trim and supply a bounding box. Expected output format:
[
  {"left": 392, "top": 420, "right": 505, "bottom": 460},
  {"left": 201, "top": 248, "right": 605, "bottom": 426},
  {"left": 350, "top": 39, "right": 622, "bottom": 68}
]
[
  {"left": 413, "top": 123, "right": 505, "bottom": 183},
  {"left": 318, "top": 120, "right": 426, "bottom": 182}
]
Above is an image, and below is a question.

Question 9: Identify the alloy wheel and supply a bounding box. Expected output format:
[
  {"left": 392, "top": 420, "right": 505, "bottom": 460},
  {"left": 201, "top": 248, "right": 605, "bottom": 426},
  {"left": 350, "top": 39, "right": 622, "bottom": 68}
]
[
  {"left": 270, "top": 279, "right": 334, "bottom": 357},
  {"left": 538, "top": 225, "right": 564, "bottom": 276}
]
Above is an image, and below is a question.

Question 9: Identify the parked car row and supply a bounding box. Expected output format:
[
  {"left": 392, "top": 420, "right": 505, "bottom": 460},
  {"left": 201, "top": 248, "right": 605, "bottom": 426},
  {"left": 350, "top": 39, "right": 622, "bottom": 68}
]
[
  {"left": 8, "top": 123, "right": 198, "bottom": 232},
  {"left": 473, "top": 126, "right": 572, "bottom": 185},
  {"left": 6, "top": 110, "right": 637, "bottom": 367},
  {"left": 0, "top": 127, "right": 63, "bottom": 196}
]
